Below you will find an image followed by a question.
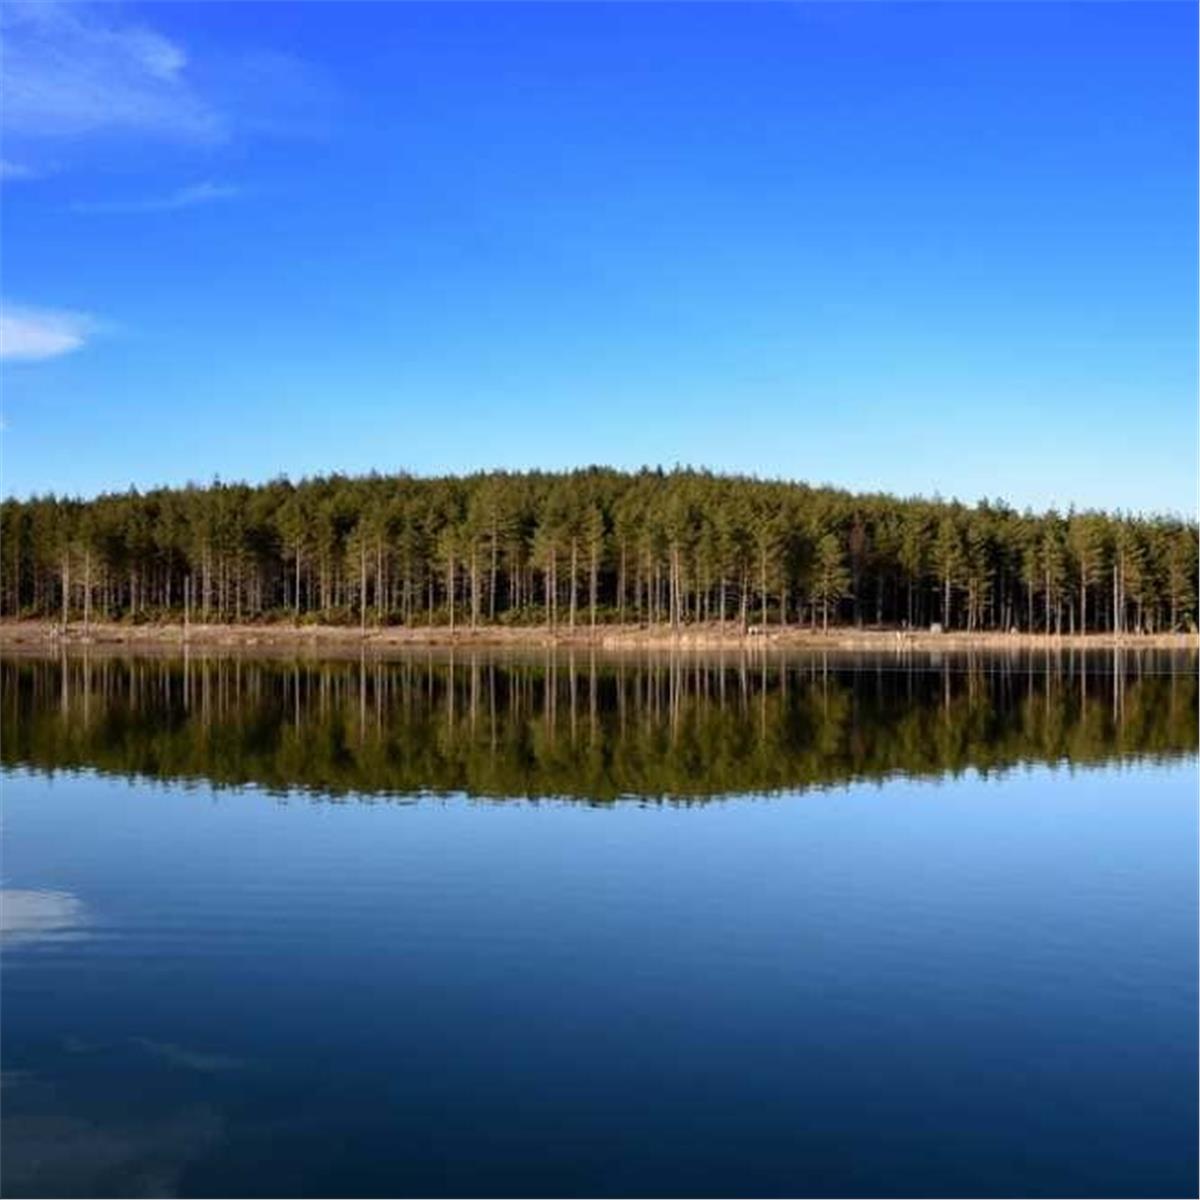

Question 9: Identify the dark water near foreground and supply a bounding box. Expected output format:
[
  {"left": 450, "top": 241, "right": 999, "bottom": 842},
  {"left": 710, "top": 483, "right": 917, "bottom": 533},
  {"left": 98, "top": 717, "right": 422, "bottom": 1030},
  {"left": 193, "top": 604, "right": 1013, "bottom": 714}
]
[{"left": 2, "top": 650, "right": 1197, "bottom": 1197}]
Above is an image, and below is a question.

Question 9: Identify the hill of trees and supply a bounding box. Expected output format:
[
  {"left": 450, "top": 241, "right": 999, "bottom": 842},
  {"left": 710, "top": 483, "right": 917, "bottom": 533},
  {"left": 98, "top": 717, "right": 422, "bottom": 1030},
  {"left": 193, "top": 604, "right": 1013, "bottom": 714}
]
[{"left": 2, "top": 468, "right": 1195, "bottom": 633}]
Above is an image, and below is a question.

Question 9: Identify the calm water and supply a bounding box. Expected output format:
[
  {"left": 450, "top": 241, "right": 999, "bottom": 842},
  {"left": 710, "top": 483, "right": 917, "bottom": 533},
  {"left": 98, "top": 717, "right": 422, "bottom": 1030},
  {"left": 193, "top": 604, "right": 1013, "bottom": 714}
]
[{"left": 2, "top": 650, "right": 1197, "bottom": 1198}]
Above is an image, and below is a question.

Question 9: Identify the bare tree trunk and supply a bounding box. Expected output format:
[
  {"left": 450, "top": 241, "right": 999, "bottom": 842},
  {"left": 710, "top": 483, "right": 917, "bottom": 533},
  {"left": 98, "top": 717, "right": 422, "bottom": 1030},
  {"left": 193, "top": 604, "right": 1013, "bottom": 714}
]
[
  {"left": 671, "top": 545, "right": 681, "bottom": 630},
  {"left": 470, "top": 542, "right": 479, "bottom": 630},
  {"left": 760, "top": 546, "right": 768, "bottom": 627},
  {"left": 618, "top": 541, "right": 626, "bottom": 625},
  {"left": 360, "top": 540, "right": 367, "bottom": 636},
  {"left": 590, "top": 548, "right": 598, "bottom": 629},
  {"left": 569, "top": 540, "right": 578, "bottom": 629},
  {"left": 377, "top": 537, "right": 384, "bottom": 625},
  {"left": 489, "top": 522, "right": 498, "bottom": 621}
]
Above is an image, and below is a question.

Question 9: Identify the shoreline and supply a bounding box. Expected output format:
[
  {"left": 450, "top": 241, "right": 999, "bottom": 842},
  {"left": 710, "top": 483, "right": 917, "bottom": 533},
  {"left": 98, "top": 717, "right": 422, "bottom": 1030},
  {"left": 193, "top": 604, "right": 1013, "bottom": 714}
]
[{"left": 1, "top": 620, "right": 1194, "bottom": 654}]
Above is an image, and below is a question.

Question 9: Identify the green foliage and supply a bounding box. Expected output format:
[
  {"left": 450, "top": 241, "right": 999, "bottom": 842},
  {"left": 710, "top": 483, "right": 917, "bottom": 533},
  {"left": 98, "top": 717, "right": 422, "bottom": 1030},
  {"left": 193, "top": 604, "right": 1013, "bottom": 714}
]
[{"left": 811, "top": 534, "right": 850, "bottom": 629}]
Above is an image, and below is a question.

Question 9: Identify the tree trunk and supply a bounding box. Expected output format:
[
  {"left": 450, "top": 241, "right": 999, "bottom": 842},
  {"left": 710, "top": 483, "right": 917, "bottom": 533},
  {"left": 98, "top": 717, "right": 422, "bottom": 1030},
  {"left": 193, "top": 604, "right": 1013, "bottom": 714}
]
[
  {"left": 489, "top": 521, "right": 498, "bottom": 621},
  {"left": 590, "top": 548, "right": 598, "bottom": 629},
  {"left": 360, "top": 540, "right": 368, "bottom": 635},
  {"left": 760, "top": 546, "right": 768, "bottom": 627},
  {"left": 618, "top": 541, "right": 626, "bottom": 624},
  {"left": 569, "top": 540, "right": 578, "bottom": 629},
  {"left": 1108, "top": 561, "right": 1118, "bottom": 638},
  {"left": 470, "top": 542, "right": 479, "bottom": 630},
  {"left": 377, "top": 538, "right": 385, "bottom": 625},
  {"left": 671, "top": 545, "right": 681, "bottom": 630}
]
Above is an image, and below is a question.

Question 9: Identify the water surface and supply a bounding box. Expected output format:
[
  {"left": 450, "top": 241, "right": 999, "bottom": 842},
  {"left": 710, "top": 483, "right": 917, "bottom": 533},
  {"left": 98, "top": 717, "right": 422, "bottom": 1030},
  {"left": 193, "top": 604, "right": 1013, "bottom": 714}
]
[{"left": 3, "top": 650, "right": 1196, "bottom": 1197}]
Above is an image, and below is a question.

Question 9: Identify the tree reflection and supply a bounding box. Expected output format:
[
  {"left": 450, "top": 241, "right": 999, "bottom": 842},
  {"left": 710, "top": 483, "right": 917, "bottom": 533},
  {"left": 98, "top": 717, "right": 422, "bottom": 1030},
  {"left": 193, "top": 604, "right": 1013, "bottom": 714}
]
[{"left": 3, "top": 650, "right": 1195, "bottom": 802}]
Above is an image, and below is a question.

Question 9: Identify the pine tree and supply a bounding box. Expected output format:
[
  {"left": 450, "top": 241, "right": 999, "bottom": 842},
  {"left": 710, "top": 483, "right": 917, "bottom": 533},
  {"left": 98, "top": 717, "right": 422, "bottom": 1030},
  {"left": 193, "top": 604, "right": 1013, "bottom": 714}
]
[{"left": 812, "top": 534, "right": 850, "bottom": 632}]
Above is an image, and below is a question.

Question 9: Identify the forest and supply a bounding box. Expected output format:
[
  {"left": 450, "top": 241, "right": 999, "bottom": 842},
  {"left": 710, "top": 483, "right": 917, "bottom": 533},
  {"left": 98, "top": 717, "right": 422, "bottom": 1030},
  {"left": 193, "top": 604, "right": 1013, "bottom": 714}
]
[{"left": 2, "top": 468, "right": 1196, "bottom": 634}]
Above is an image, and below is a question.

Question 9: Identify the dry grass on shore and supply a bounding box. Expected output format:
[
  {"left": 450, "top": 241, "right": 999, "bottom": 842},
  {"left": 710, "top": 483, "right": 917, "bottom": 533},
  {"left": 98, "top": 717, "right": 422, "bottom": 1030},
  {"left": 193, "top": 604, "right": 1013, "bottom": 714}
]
[{"left": 1, "top": 619, "right": 1194, "bottom": 655}]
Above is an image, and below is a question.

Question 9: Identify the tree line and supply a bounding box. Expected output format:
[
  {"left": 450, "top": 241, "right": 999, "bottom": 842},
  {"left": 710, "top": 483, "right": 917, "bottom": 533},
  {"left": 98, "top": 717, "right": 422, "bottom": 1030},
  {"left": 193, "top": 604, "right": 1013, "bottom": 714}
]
[{"left": 2, "top": 468, "right": 1196, "bottom": 633}]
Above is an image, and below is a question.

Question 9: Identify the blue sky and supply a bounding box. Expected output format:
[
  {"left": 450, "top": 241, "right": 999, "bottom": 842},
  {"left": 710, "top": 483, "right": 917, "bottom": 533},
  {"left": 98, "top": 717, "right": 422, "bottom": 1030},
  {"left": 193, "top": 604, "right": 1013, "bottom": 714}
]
[{"left": 1, "top": 1, "right": 1196, "bottom": 514}]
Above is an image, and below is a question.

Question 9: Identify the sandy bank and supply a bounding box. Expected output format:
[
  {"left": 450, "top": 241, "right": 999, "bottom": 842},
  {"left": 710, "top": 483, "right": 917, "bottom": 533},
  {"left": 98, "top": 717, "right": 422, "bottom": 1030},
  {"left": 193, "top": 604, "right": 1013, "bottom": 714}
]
[{"left": 1, "top": 620, "right": 1194, "bottom": 655}]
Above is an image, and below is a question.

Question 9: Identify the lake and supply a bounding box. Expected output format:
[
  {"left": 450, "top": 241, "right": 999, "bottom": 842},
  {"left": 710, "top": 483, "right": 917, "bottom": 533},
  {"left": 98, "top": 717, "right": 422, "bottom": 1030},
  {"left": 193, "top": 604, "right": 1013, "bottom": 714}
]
[{"left": 2, "top": 649, "right": 1196, "bottom": 1198}]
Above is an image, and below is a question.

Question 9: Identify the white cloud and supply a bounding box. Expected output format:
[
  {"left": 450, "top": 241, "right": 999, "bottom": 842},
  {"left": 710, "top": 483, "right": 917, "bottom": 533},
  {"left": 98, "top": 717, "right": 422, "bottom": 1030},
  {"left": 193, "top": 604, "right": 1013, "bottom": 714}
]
[
  {"left": 0, "top": 2, "right": 334, "bottom": 191},
  {"left": 0, "top": 304, "right": 98, "bottom": 362},
  {"left": 0, "top": 2, "right": 223, "bottom": 143},
  {"left": 0, "top": 888, "right": 90, "bottom": 943},
  {"left": 72, "top": 180, "right": 241, "bottom": 214}
]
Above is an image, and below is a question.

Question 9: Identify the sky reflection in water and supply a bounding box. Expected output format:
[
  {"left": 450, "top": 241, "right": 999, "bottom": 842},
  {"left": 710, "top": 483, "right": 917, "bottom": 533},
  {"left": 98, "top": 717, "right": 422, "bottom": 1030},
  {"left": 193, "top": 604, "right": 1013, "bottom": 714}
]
[{"left": 2, "top": 651, "right": 1196, "bottom": 1198}]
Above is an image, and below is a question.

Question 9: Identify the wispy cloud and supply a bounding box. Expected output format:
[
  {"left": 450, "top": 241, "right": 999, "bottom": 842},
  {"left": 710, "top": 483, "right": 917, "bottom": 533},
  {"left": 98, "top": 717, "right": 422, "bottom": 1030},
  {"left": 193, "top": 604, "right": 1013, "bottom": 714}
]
[
  {"left": 0, "top": 159, "right": 38, "bottom": 181},
  {"left": 1, "top": 1, "right": 334, "bottom": 196},
  {"left": 1, "top": 2, "right": 223, "bottom": 144},
  {"left": 1, "top": 1099, "right": 223, "bottom": 1200},
  {"left": 72, "top": 180, "right": 241, "bottom": 215},
  {"left": 0, "top": 888, "right": 90, "bottom": 942},
  {"left": 132, "top": 1039, "right": 245, "bottom": 1073},
  {"left": 0, "top": 304, "right": 98, "bottom": 362}
]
